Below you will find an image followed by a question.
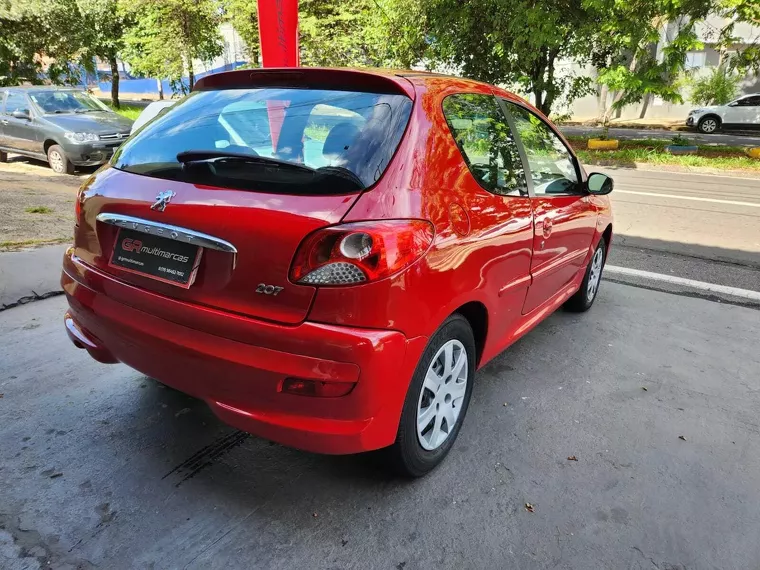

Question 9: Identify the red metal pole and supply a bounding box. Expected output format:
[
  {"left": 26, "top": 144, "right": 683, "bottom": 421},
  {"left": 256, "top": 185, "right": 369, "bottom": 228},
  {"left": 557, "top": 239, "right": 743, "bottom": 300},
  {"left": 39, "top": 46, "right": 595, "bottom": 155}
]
[
  {"left": 257, "top": 0, "right": 300, "bottom": 67},
  {"left": 257, "top": 0, "right": 299, "bottom": 150}
]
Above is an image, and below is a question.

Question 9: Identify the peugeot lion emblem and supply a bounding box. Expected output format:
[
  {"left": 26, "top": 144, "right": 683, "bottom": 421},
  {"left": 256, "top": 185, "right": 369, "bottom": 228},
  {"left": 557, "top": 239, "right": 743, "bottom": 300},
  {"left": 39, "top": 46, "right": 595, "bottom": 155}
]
[{"left": 151, "top": 190, "right": 176, "bottom": 212}]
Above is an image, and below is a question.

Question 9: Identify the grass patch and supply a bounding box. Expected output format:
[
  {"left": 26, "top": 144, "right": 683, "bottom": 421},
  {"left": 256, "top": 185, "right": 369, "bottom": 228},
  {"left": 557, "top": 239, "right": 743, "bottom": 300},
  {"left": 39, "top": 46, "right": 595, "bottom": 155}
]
[
  {"left": 25, "top": 206, "right": 53, "bottom": 214},
  {"left": 567, "top": 137, "right": 760, "bottom": 171},
  {"left": 0, "top": 237, "right": 71, "bottom": 250},
  {"left": 106, "top": 103, "right": 143, "bottom": 121}
]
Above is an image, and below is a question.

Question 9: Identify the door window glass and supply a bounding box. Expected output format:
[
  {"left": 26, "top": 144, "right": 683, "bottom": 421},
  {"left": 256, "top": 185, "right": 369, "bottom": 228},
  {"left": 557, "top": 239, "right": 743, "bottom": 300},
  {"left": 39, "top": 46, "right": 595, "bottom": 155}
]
[
  {"left": 442, "top": 94, "right": 527, "bottom": 197},
  {"left": 506, "top": 103, "right": 580, "bottom": 196},
  {"left": 3, "top": 92, "right": 28, "bottom": 115}
]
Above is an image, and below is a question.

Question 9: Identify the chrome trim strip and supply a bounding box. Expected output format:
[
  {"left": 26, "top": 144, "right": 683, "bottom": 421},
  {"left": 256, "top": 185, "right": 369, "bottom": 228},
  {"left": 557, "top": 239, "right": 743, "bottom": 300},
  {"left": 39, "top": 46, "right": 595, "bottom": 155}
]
[{"left": 95, "top": 213, "right": 238, "bottom": 254}]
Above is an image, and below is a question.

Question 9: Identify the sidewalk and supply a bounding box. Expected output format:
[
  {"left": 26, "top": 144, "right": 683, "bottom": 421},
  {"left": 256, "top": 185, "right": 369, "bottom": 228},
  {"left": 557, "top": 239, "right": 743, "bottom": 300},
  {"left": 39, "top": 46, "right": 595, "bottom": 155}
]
[
  {"left": 561, "top": 117, "right": 688, "bottom": 130},
  {"left": 0, "top": 244, "right": 68, "bottom": 310}
]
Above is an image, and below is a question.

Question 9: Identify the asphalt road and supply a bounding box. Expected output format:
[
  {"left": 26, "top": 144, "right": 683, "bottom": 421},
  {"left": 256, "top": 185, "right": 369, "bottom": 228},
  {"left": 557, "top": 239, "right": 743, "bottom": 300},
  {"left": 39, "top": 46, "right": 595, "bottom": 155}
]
[
  {"left": 2, "top": 284, "right": 759, "bottom": 570},
  {"left": 561, "top": 125, "right": 760, "bottom": 147},
  {"left": 596, "top": 168, "right": 760, "bottom": 296}
]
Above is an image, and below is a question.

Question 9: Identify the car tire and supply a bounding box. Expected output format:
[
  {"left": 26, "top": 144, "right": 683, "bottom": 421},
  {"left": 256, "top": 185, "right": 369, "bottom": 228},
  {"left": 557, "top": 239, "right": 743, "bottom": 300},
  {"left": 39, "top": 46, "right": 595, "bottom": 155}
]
[
  {"left": 564, "top": 237, "right": 606, "bottom": 313},
  {"left": 0, "top": 150, "right": 7, "bottom": 163},
  {"left": 387, "top": 313, "right": 476, "bottom": 477},
  {"left": 47, "top": 145, "right": 75, "bottom": 175},
  {"left": 697, "top": 116, "right": 720, "bottom": 134}
]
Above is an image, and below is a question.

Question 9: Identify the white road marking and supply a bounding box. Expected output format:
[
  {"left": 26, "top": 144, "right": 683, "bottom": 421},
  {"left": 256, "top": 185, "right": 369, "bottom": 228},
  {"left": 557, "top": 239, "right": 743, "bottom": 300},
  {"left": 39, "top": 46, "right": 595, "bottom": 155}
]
[
  {"left": 614, "top": 190, "right": 760, "bottom": 208},
  {"left": 605, "top": 265, "right": 760, "bottom": 302}
]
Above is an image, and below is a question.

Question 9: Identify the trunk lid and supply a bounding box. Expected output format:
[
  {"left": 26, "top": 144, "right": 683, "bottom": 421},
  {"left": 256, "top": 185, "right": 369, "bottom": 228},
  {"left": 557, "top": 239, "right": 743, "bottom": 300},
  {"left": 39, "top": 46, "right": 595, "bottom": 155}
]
[{"left": 75, "top": 166, "right": 360, "bottom": 324}]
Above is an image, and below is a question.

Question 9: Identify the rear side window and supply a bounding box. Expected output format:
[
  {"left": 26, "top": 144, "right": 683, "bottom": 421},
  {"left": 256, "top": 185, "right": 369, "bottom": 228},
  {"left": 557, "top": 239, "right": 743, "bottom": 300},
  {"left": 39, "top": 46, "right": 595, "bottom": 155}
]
[
  {"left": 113, "top": 88, "right": 413, "bottom": 194},
  {"left": 3, "top": 92, "right": 28, "bottom": 115},
  {"left": 442, "top": 93, "right": 527, "bottom": 197}
]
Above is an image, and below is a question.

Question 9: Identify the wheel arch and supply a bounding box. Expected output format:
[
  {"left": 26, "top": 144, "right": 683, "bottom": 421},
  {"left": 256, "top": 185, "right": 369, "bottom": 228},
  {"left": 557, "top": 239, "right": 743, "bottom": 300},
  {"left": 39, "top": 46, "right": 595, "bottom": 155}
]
[
  {"left": 43, "top": 139, "right": 61, "bottom": 154},
  {"left": 698, "top": 114, "right": 722, "bottom": 128},
  {"left": 602, "top": 223, "right": 613, "bottom": 256},
  {"left": 452, "top": 301, "right": 488, "bottom": 368}
]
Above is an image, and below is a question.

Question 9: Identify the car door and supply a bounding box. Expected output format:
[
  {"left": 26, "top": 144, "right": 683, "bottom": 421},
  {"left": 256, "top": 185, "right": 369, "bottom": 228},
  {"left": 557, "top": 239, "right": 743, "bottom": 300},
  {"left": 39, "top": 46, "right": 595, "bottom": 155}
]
[
  {"left": 2, "top": 91, "right": 40, "bottom": 154},
  {"left": 722, "top": 95, "right": 760, "bottom": 127},
  {"left": 440, "top": 93, "right": 535, "bottom": 344},
  {"left": 502, "top": 101, "right": 597, "bottom": 314}
]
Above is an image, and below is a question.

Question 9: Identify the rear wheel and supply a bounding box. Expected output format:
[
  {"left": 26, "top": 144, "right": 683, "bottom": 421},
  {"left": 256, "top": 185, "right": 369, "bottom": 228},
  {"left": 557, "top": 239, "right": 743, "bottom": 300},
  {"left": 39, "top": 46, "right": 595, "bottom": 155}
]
[
  {"left": 0, "top": 150, "right": 7, "bottom": 163},
  {"left": 47, "top": 145, "right": 75, "bottom": 174},
  {"left": 564, "top": 237, "right": 606, "bottom": 312},
  {"left": 697, "top": 116, "right": 720, "bottom": 134},
  {"left": 388, "top": 314, "right": 476, "bottom": 477}
]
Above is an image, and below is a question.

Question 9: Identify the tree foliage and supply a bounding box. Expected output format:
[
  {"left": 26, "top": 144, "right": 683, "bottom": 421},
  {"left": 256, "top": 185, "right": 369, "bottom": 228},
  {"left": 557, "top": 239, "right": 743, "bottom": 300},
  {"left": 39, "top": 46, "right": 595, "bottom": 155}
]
[
  {"left": 689, "top": 66, "right": 741, "bottom": 105},
  {"left": 120, "top": 0, "right": 223, "bottom": 93},
  {"left": 0, "top": 0, "right": 86, "bottom": 86}
]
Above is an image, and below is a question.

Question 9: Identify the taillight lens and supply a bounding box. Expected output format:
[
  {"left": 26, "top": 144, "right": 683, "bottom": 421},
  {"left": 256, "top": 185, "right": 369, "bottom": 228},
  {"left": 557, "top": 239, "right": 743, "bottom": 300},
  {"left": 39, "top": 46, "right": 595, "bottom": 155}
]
[
  {"left": 74, "top": 187, "right": 86, "bottom": 226},
  {"left": 290, "top": 220, "right": 434, "bottom": 286}
]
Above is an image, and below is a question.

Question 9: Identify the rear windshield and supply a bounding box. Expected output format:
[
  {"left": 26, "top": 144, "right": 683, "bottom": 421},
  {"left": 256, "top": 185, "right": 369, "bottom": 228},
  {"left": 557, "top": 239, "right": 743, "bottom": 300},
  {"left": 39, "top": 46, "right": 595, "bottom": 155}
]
[{"left": 112, "top": 87, "right": 413, "bottom": 194}]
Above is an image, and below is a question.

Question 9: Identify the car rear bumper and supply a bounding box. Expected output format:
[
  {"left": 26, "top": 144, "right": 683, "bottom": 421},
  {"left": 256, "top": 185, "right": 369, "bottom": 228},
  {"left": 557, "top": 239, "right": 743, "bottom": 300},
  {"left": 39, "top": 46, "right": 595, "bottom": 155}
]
[{"left": 61, "top": 249, "right": 427, "bottom": 454}]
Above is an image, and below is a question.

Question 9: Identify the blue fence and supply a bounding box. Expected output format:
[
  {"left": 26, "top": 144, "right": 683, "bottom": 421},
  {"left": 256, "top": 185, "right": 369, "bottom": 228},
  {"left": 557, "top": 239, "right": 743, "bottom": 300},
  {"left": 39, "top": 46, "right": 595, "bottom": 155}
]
[{"left": 96, "top": 61, "right": 248, "bottom": 96}]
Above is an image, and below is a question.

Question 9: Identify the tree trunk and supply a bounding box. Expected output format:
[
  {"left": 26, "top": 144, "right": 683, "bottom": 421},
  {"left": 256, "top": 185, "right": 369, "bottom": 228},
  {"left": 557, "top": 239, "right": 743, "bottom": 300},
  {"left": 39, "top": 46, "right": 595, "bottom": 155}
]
[
  {"left": 596, "top": 83, "right": 609, "bottom": 123},
  {"left": 187, "top": 54, "right": 195, "bottom": 91},
  {"left": 533, "top": 90, "right": 544, "bottom": 114},
  {"left": 639, "top": 93, "right": 651, "bottom": 118},
  {"left": 157, "top": 78, "right": 164, "bottom": 100},
  {"left": 109, "top": 56, "right": 120, "bottom": 109}
]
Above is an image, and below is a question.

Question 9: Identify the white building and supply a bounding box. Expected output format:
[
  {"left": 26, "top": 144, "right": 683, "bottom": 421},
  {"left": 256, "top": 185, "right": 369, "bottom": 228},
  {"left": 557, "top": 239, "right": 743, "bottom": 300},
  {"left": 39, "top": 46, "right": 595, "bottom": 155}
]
[{"left": 565, "top": 16, "right": 760, "bottom": 121}]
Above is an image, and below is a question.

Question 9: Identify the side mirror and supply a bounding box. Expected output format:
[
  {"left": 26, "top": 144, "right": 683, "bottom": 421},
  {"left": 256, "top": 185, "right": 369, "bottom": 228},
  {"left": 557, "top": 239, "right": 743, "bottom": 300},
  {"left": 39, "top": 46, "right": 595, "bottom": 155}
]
[
  {"left": 11, "top": 109, "right": 31, "bottom": 120},
  {"left": 587, "top": 172, "right": 613, "bottom": 195},
  {"left": 727, "top": 101, "right": 739, "bottom": 107}
]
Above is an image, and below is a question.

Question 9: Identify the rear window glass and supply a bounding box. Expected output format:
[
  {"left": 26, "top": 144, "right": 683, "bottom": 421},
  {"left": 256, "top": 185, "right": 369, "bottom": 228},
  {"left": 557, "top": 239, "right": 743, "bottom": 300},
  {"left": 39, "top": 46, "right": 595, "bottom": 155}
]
[{"left": 112, "top": 88, "right": 413, "bottom": 194}]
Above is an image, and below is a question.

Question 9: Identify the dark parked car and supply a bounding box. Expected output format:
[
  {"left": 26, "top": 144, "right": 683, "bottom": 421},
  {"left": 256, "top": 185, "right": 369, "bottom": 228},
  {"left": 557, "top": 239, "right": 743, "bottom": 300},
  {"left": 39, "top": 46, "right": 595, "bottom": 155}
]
[{"left": 0, "top": 87, "right": 133, "bottom": 174}]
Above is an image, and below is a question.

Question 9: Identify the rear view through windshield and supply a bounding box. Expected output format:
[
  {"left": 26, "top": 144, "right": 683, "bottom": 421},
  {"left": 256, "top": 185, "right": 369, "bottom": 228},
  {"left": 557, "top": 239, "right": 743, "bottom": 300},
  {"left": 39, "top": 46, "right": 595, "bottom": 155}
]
[{"left": 113, "top": 87, "right": 413, "bottom": 194}]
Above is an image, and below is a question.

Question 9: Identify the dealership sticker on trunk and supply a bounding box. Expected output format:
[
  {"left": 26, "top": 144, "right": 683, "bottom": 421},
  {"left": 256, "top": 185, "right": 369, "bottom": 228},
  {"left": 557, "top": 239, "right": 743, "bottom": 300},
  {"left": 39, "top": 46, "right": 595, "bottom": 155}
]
[{"left": 110, "top": 228, "right": 202, "bottom": 288}]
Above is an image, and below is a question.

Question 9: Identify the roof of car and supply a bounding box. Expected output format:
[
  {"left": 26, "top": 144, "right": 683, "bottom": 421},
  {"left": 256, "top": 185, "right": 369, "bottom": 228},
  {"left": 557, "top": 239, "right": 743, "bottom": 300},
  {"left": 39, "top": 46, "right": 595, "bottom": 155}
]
[{"left": 194, "top": 67, "right": 505, "bottom": 98}]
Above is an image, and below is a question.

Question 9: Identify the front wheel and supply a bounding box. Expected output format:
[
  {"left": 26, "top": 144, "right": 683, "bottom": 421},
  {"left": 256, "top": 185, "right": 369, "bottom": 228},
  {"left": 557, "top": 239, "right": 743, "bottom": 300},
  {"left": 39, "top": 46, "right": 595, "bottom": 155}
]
[
  {"left": 388, "top": 314, "right": 476, "bottom": 477},
  {"left": 47, "top": 145, "right": 75, "bottom": 174},
  {"left": 565, "top": 237, "right": 606, "bottom": 312},
  {"left": 0, "top": 150, "right": 7, "bottom": 163},
  {"left": 697, "top": 116, "right": 719, "bottom": 134}
]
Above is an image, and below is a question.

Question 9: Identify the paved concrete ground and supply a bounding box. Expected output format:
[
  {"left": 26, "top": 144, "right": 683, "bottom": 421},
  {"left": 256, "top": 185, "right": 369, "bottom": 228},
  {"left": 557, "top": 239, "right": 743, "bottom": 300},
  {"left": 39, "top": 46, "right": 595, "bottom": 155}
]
[
  {"left": 561, "top": 125, "right": 760, "bottom": 147},
  {"left": 0, "top": 245, "right": 68, "bottom": 309},
  {"left": 1, "top": 284, "right": 759, "bottom": 569}
]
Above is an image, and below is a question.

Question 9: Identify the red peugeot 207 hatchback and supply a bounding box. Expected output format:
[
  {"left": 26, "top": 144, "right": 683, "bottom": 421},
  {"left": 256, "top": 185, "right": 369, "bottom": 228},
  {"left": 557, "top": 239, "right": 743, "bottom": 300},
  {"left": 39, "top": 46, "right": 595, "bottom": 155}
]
[{"left": 61, "top": 68, "right": 613, "bottom": 476}]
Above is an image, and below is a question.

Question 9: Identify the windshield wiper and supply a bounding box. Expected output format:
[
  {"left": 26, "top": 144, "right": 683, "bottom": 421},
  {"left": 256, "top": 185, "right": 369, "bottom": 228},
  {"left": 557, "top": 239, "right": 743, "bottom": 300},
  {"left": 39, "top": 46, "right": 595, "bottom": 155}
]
[
  {"left": 75, "top": 109, "right": 101, "bottom": 114},
  {"left": 176, "top": 150, "right": 318, "bottom": 175}
]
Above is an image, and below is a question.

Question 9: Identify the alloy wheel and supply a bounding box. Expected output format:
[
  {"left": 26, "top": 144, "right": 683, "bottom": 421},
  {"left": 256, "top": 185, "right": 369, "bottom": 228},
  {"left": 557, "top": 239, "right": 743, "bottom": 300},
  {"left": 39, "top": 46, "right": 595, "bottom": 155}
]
[
  {"left": 49, "top": 150, "right": 65, "bottom": 173},
  {"left": 416, "top": 339, "right": 468, "bottom": 451},
  {"left": 587, "top": 246, "right": 604, "bottom": 302},
  {"left": 700, "top": 119, "right": 717, "bottom": 133}
]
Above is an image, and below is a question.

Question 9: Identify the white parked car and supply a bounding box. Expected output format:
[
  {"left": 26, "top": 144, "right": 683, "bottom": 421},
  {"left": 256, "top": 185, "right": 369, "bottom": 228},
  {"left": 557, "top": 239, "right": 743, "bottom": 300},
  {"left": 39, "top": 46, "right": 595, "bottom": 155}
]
[
  {"left": 686, "top": 94, "right": 760, "bottom": 134},
  {"left": 130, "top": 100, "right": 176, "bottom": 134}
]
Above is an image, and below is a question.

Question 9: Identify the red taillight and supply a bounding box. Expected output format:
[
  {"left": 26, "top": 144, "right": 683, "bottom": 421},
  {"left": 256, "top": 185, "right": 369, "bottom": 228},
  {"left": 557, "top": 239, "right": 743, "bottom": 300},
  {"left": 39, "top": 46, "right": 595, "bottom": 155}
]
[
  {"left": 282, "top": 378, "right": 355, "bottom": 398},
  {"left": 74, "top": 188, "right": 85, "bottom": 226},
  {"left": 290, "top": 220, "right": 434, "bottom": 286}
]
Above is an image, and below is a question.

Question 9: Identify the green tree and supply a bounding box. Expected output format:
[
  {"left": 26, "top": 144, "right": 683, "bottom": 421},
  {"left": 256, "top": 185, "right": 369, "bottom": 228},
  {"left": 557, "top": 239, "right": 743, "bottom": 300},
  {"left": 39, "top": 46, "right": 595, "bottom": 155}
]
[
  {"left": 586, "top": 0, "right": 760, "bottom": 121},
  {"left": 689, "top": 66, "right": 740, "bottom": 105},
  {"left": 120, "top": 0, "right": 223, "bottom": 94},
  {"left": 407, "top": 0, "right": 597, "bottom": 115},
  {"left": 0, "top": 0, "right": 87, "bottom": 86},
  {"left": 223, "top": 0, "right": 259, "bottom": 64},
  {"left": 77, "top": 0, "right": 132, "bottom": 108}
]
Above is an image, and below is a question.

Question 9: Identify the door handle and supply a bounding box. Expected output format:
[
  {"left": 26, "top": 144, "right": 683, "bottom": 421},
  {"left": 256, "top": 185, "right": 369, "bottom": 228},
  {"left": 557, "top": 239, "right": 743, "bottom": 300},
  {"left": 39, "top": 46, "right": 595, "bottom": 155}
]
[{"left": 542, "top": 217, "right": 553, "bottom": 239}]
